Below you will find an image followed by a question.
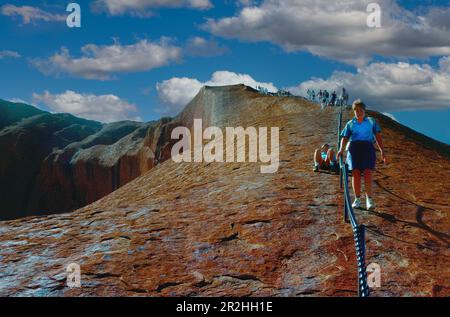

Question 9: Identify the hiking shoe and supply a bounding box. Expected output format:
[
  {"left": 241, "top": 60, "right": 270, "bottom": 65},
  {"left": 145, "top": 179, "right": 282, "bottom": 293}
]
[
  {"left": 352, "top": 198, "right": 361, "bottom": 209},
  {"left": 366, "top": 197, "right": 376, "bottom": 210},
  {"left": 313, "top": 165, "right": 319, "bottom": 172}
]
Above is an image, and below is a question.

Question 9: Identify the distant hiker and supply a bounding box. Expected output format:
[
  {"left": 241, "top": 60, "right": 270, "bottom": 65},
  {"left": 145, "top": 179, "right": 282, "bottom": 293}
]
[
  {"left": 307, "top": 89, "right": 314, "bottom": 101},
  {"left": 318, "top": 90, "right": 323, "bottom": 101},
  {"left": 339, "top": 88, "right": 349, "bottom": 107},
  {"left": 321, "top": 90, "right": 329, "bottom": 109},
  {"left": 337, "top": 99, "right": 387, "bottom": 210},
  {"left": 313, "top": 143, "right": 338, "bottom": 173},
  {"left": 311, "top": 90, "right": 316, "bottom": 102},
  {"left": 330, "top": 91, "right": 337, "bottom": 107}
]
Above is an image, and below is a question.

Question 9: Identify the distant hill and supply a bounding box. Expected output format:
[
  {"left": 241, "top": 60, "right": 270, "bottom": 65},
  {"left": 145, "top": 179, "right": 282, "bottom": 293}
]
[
  {"left": 0, "top": 99, "right": 47, "bottom": 129},
  {"left": 0, "top": 99, "right": 172, "bottom": 220}
]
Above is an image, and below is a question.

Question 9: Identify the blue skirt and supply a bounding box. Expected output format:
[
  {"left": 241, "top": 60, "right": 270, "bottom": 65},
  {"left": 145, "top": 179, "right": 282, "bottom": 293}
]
[{"left": 346, "top": 141, "right": 376, "bottom": 171}]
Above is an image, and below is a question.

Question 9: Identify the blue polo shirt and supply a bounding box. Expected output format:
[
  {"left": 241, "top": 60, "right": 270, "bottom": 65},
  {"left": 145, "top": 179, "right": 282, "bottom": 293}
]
[{"left": 341, "top": 117, "right": 381, "bottom": 142}]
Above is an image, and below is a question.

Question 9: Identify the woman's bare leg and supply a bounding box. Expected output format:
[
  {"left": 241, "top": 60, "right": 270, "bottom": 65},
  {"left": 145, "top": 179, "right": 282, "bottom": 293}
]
[
  {"left": 314, "top": 149, "right": 323, "bottom": 165},
  {"left": 326, "top": 149, "right": 335, "bottom": 164},
  {"left": 352, "top": 169, "right": 361, "bottom": 198},
  {"left": 364, "top": 169, "right": 373, "bottom": 197}
]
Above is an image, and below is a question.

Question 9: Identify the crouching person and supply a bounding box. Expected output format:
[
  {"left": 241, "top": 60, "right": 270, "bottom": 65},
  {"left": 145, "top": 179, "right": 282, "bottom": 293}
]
[{"left": 313, "top": 143, "right": 338, "bottom": 173}]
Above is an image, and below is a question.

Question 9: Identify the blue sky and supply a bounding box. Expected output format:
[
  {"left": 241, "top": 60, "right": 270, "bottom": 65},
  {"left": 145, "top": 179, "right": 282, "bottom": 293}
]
[{"left": 0, "top": 0, "right": 449, "bottom": 144}]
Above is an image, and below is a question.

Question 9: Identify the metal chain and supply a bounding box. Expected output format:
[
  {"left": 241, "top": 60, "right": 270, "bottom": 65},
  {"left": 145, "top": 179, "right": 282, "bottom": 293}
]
[{"left": 337, "top": 104, "right": 370, "bottom": 297}]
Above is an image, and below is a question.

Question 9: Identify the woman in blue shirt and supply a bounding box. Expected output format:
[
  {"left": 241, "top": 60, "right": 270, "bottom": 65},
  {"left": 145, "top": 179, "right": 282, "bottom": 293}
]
[{"left": 337, "top": 99, "right": 387, "bottom": 210}]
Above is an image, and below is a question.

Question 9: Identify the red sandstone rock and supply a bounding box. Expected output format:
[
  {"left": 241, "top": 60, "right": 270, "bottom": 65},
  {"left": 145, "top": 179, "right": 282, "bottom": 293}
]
[{"left": 0, "top": 85, "right": 448, "bottom": 297}]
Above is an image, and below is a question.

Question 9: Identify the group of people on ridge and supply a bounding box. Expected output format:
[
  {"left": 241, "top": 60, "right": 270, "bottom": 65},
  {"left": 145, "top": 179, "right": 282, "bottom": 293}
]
[
  {"left": 313, "top": 99, "right": 387, "bottom": 211},
  {"left": 307, "top": 87, "right": 349, "bottom": 109}
]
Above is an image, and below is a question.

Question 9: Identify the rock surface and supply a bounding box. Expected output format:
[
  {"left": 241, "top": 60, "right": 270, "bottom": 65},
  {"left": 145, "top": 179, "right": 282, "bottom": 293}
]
[{"left": 0, "top": 85, "right": 448, "bottom": 296}]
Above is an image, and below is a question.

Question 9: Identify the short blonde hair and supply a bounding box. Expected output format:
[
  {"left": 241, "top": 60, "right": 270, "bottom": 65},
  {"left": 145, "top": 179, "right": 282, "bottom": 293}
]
[{"left": 352, "top": 99, "right": 366, "bottom": 110}]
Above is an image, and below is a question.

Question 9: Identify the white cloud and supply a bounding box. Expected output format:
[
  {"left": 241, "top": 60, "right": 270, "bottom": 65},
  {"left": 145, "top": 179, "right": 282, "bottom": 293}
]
[
  {"left": 92, "top": 0, "right": 212, "bottom": 16},
  {"left": 32, "top": 90, "right": 141, "bottom": 123},
  {"left": 426, "top": 6, "right": 450, "bottom": 30},
  {"left": 202, "top": 0, "right": 450, "bottom": 65},
  {"left": 156, "top": 70, "right": 278, "bottom": 115},
  {"left": 1, "top": 4, "right": 65, "bottom": 24},
  {"left": 439, "top": 56, "right": 450, "bottom": 73},
  {"left": 7, "top": 98, "right": 28, "bottom": 104},
  {"left": 0, "top": 50, "right": 20, "bottom": 59},
  {"left": 382, "top": 112, "right": 398, "bottom": 122},
  {"left": 156, "top": 77, "right": 204, "bottom": 112},
  {"left": 31, "top": 39, "right": 182, "bottom": 80},
  {"left": 289, "top": 56, "right": 450, "bottom": 112},
  {"left": 185, "top": 37, "right": 229, "bottom": 57}
]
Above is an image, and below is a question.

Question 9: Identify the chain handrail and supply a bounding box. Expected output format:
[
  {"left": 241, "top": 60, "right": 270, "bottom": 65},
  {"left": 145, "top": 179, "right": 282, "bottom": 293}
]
[{"left": 337, "top": 103, "right": 370, "bottom": 297}]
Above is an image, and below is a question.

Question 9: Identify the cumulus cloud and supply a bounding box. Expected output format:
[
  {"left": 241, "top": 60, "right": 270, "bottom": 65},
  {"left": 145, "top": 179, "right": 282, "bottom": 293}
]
[
  {"left": 289, "top": 56, "right": 450, "bottom": 112},
  {"left": 382, "top": 112, "right": 398, "bottom": 122},
  {"left": 156, "top": 77, "right": 204, "bottom": 112},
  {"left": 6, "top": 98, "right": 32, "bottom": 105},
  {"left": 156, "top": 70, "right": 278, "bottom": 115},
  {"left": 32, "top": 90, "right": 141, "bottom": 123},
  {"left": 0, "top": 50, "right": 21, "bottom": 59},
  {"left": 1, "top": 4, "right": 65, "bottom": 24},
  {"left": 439, "top": 56, "right": 450, "bottom": 73},
  {"left": 185, "top": 37, "right": 229, "bottom": 57},
  {"left": 92, "top": 0, "right": 212, "bottom": 16},
  {"left": 426, "top": 6, "right": 450, "bottom": 30},
  {"left": 31, "top": 39, "right": 182, "bottom": 80},
  {"left": 202, "top": 0, "right": 450, "bottom": 65}
]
